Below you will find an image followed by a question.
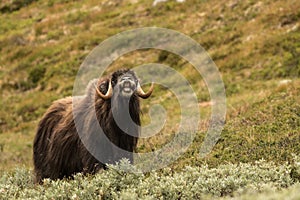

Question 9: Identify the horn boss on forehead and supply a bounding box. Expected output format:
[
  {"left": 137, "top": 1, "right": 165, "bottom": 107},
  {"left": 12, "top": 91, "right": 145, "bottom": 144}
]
[{"left": 33, "top": 68, "right": 154, "bottom": 183}]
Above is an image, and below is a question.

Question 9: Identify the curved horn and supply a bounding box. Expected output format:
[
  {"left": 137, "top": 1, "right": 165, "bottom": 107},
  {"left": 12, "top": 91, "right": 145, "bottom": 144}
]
[
  {"left": 95, "top": 80, "right": 113, "bottom": 100},
  {"left": 136, "top": 82, "right": 154, "bottom": 99}
]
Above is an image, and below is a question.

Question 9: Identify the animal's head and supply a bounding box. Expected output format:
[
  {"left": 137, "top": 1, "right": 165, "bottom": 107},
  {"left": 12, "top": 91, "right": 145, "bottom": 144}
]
[{"left": 95, "top": 69, "right": 154, "bottom": 100}]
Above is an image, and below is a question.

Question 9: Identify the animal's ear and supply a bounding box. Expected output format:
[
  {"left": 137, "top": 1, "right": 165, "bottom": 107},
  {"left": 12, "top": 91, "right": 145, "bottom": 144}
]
[
  {"left": 98, "top": 80, "right": 109, "bottom": 94},
  {"left": 95, "top": 78, "right": 113, "bottom": 100}
]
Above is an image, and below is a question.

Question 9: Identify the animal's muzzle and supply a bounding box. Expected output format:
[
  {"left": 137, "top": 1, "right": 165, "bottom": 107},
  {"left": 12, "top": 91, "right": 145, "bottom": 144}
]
[{"left": 121, "top": 80, "right": 136, "bottom": 93}]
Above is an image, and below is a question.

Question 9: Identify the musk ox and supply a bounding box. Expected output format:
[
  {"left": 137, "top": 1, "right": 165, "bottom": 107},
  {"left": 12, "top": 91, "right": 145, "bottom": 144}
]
[{"left": 33, "top": 69, "right": 153, "bottom": 183}]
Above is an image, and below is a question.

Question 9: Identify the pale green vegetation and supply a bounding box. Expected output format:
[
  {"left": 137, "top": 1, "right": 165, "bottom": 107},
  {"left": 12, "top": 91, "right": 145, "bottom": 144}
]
[
  {"left": 0, "top": 0, "right": 300, "bottom": 199},
  {"left": 1, "top": 157, "right": 300, "bottom": 199}
]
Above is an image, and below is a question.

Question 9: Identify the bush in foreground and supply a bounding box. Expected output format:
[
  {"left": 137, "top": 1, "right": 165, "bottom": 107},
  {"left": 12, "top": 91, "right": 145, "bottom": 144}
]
[{"left": 1, "top": 157, "right": 300, "bottom": 199}]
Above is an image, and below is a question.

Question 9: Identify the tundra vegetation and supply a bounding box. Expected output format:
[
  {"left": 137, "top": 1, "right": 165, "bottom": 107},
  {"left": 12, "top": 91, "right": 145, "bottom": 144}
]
[{"left": 0, "top": 0, "right": 299, "bottom": 199}]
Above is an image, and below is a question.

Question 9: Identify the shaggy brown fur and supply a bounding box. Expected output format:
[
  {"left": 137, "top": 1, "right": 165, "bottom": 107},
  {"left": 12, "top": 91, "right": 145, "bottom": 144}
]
[{"left": 33, "top": 69, "right": 142, "bottom": 183}]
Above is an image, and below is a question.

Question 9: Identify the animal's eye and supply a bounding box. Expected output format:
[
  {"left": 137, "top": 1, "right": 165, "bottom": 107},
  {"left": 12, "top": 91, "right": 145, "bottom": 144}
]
[{"left": 120, "top": 77, "right": 130, "bottom": 81}]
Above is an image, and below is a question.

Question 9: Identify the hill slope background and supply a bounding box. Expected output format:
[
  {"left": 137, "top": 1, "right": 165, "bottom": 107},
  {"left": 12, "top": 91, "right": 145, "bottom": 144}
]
[{"left": 0, "top": 0, "right": 300, "bottom": 199}]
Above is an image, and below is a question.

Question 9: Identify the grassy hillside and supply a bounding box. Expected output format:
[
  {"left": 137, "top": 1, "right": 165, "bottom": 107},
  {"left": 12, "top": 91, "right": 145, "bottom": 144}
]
[{"left": 0, "top": 0, "right": 300, "bottom": 198}]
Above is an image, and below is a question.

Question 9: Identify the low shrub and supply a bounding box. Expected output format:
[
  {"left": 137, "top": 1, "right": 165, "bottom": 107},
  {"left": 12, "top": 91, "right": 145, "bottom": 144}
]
[{"left": 0, "top": 157, "right": 299, "bottom": 199}]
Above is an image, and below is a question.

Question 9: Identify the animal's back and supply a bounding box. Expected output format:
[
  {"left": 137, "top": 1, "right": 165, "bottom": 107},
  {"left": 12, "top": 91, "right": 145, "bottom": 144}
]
[{"left": 33, "top": 97, "right": 75, "bottom": 182}]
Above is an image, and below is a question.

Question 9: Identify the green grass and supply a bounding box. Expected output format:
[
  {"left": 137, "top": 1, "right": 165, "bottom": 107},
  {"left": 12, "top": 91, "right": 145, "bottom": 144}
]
[
  {"left": 0, "top": 0, "right": 300, "bottom": 198},
  {"left": 209, "top": 81, "right": 300, "bottom": 165}
]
